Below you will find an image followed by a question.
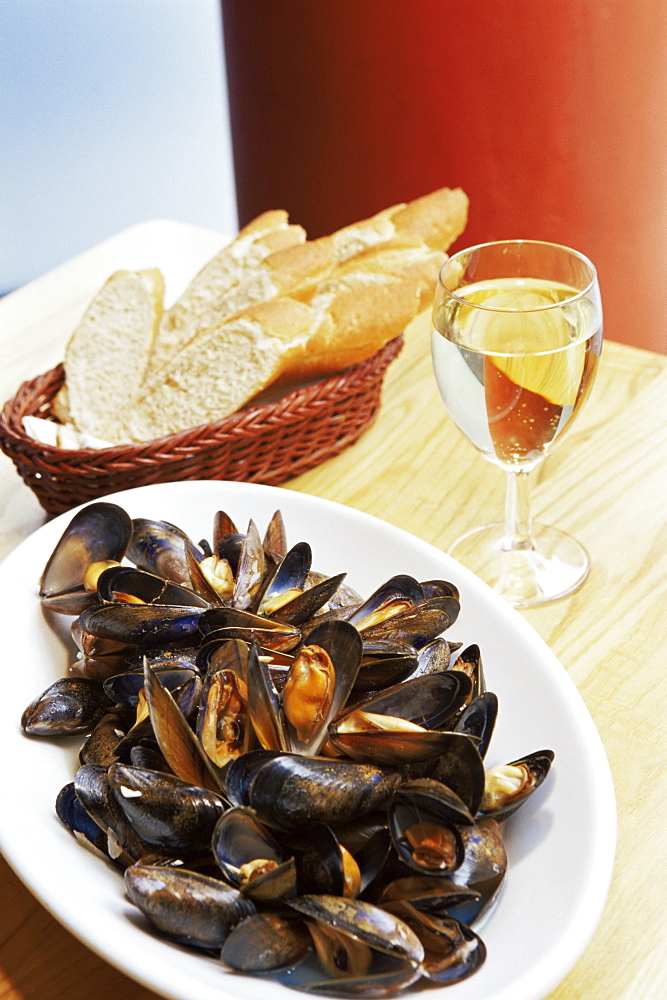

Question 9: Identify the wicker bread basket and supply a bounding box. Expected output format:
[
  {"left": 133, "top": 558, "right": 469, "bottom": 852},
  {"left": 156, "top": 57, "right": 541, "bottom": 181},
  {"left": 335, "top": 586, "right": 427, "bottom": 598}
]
[{"left": 0, "top": 337, "right": 402, "bottom": 517}]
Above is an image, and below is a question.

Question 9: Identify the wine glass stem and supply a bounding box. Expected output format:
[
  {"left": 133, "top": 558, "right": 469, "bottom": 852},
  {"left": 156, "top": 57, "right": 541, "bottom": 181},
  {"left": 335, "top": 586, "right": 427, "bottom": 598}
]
[{"left": 503, "top": 469, "right": 534, "bottom": 551}]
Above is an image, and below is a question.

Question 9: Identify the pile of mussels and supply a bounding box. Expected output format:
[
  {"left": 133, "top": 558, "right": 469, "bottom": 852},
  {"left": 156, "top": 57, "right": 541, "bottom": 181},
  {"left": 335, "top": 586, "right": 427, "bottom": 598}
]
[{"left": 22, "top": 501, "right": 554, "bottom": 996}]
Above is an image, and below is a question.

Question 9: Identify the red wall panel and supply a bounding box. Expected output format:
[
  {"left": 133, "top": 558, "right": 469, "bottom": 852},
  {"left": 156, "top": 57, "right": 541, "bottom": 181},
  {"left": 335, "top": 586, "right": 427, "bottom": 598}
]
[{"left": 222, "top": 0, "right": 667, "bottom": 351}]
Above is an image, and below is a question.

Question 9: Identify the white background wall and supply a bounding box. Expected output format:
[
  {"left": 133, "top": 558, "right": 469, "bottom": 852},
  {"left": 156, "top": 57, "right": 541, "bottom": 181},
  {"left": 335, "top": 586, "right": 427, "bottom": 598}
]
[{"left": 0, "top": 0, "right": 237, "bottom": 294}]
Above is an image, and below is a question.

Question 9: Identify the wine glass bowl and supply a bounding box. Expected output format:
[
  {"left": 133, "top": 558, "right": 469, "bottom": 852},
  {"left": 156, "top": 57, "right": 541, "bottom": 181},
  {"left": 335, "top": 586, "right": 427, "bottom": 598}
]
[{"left": 432, "top": 240, "right": 603, "bottom": 607}]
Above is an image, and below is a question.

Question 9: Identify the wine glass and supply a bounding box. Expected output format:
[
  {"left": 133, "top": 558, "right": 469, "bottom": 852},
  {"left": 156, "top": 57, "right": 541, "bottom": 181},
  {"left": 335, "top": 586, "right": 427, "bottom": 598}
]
[{"left": 431, "top": 240, "right": 603, "bottom": 607}]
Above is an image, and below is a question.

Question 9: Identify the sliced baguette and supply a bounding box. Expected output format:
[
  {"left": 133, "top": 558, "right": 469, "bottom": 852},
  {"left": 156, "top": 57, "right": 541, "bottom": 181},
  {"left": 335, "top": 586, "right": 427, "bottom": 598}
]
[
  {"left": 139, "top": 237, "right": 339, "bottom": 397},
  {"left": 57, "top": 187, "right": 469, "bottom": 445},
  {"left": 111, "top": 245, "right": 444, "bottom": 442},
  {"left": 141, "top": 186, "right": 468, "bottom": 386},
  {"left": 63, "top": 268, "right": 164, "bottom": 442},
  {"left": 148, "top": 212, "right": 306, "bottom": 373},
  {"left": 115, "top": 298, "right": 316, "bottom": 443}
]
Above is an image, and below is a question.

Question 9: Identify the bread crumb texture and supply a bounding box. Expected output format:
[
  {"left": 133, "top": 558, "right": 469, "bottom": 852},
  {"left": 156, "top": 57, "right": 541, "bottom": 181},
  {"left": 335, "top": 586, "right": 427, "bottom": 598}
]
[{"left": 64, "top": 269, "right": 163, "bottom": 440}]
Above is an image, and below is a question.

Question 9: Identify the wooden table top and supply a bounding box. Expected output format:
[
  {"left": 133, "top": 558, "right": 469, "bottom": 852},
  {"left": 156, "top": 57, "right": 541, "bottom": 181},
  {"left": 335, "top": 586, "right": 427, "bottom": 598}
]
[{"left": 0, "top": 222, "right": 665, "bottom": 1000}]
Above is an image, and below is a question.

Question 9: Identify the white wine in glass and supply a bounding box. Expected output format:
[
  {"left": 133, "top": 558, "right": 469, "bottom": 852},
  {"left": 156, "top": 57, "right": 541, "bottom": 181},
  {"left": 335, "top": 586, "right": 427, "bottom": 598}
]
[{"left": 432, "top": 240, "right": 603, "bottom": 607}]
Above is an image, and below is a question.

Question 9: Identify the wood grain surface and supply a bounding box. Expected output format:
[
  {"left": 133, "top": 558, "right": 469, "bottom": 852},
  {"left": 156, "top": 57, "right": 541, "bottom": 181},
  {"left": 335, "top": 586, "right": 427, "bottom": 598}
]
[{"left": 1, "top": 225, "right": 665, "bottom": 1000}]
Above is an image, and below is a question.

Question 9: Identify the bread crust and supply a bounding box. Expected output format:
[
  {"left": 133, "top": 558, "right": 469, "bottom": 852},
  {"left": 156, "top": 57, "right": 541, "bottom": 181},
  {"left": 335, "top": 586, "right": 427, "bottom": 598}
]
[{"left": 147, "top": 216, "right": 305, "bottom": 373}]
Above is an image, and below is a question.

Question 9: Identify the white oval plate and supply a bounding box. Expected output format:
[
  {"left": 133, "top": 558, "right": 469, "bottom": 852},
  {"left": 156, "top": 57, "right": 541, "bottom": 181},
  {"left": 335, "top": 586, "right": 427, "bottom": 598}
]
[{"left": 0, "top": 480, "right": 615, "bottom": 1000}]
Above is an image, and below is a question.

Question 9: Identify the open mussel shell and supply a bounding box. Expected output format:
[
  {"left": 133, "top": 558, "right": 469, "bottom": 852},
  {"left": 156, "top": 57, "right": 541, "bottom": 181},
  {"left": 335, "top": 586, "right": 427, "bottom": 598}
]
[
  {"left": 103, "top": 664, "right": 200, "bottom": 709},
  {"left": 377, "top": 875, "right": 480, "bottom": 916},
  {"left": 282, "top": 619, "right": 363, "bottom": 755},
  {"left": 212, "top": 805, "right": 297, "bottom": 900},
  {"left": 411, "top": 637, "right": 457, "bottom": 679},
  {"left": 309, "top": 573, "right": 362, "bottom": 616},
  {"left": 40, "top": 502, "right": 133, "bottom": 614},
  {"left": 479, "top": 749, "right": 555, "bottom": 822},
  {"left": 358, "top": 596, "right": 461, "bottom": 650},
  {"left": 196, "top": 633, "right": 249, "bottom": 676},
  {"left": 455, "top": 692, "right": 498, "bottom": 760},
  {"left": 231, "top": 519, "right": 266, "bottom": 611},
  {"left": 261, "top": 509, "right": 288, "bottom": 560},
  {"left": 286, "top": 894, "right": 425, "bottom": 995},
  {"left": 295, "top": 821, "right": 363, "bottom": 899},
  {"left": 386, "top": 901, "right": 486, "bottom": 985},
  {"left": 345, "top": 575, "right": 425, "bottom": 630},
  {"left": 96, "top": 565, "right": 209, "bottom": 608},
  {"left": 353, "top": 639, "right": 418, "bottom": 693},
  {"left": 21, "top": 677, "right": 113, "bottom": 736},
  {"left": 212, "top": 508, "right": 239, "bottom": 550},
  {"left": 107, "top": 763, "right": 226, "bottom": 854},
  {"left": 328, "top": 672, "right": 473, "bottom": 765},
  {"left": 246, "top": 639, "right": 289, "bottom": 752},
  {"left": 269, "top": 572, "right": 348, "bottom": 627},
  {"left": 341, "top": 671, "right": 472, "bottom": 731},
  {"left": 246, "top": 753, "right": 402, "bottom": 831},
  {"left": 124, "top": 864, "right": 255, "bottom": 951},
  {"left": 388, "top": 780, "right": 472, "bottom": 877},
  {"left": 450, "top": 643, "right": 485, "bottom": 700},
  {"left": 257, "top": 540, "right": 312, "bottom": 614},
  {"left": 393, "top": 779, "right": 474, "bottom": 827},
  {"left": 127, "top": 517, "right": 201, "bottom": 586},
  {"left": 419, "top": 579, "right": 460, "bottom": 601},
  {"left": 199, "top": 607, "right": 301, "bottom": 652},
  {"left": 195, "top": 640, "right": 254, "bottom": 774},
  {"left": 142, "top": 660, "right": 223, "bottom": 793},
  {"left": 330, "top": 729, "right": 481, "bottom": 768},
  {"left": 425, "top": 734, "right": 487, "bottom": 816},
  {"left": 78, "top": 603, "right": 205, "bottom": 650}
]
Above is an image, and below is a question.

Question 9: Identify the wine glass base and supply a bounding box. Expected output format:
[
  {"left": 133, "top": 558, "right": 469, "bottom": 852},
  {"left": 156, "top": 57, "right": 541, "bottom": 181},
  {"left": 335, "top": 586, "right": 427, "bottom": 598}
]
[{"left": 447, "top": 523, "right": 590, "bottom": 608}]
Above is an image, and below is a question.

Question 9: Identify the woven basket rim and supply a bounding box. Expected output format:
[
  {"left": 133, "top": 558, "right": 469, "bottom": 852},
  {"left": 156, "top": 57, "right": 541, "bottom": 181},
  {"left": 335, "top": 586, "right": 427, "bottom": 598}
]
[{"left": 0, "top": 337, "right": 402, "bottom": 459}]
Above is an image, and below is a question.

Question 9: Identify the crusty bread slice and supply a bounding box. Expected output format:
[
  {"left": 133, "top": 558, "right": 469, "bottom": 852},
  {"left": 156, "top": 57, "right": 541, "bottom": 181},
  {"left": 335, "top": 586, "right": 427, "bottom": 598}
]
[
  {"left": 148, "top": 212, "right": 306, "bottom": 373},
  {"left": 63, "top": 268, "right": 165, "bottom": 441},
  {"left": 109, "top": 245, "right": 444, "bottom": 443},
  {"left": 114, "top": 298, "right": 315, "bottom": 444},
  {"left": 136, "top": 238, "right": 339, "bottom": 402}
]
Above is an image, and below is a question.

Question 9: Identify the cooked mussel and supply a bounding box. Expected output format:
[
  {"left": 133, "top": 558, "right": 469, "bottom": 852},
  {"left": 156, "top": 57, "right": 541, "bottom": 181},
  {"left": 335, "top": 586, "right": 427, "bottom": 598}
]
[
  {"left": 221, "top": 911, "right": 311, "bottom": 972},
  {"left": 246, "top": 753, "right": 402, "bottom": 831},
  {"left": 96, "top": 565, "right": 208, "bottom": 608},
  {"left": 387, "top": 780, "right": 473, "bottom": 876},
  {"left": 212, "top": 805, "right": 297, "bottom": 900},
  {"left": 40, "top": 502, "right": 133, "bottom": 615},
  {"left": 479, "top": 749, "right": 555, "bottom": 821},
  {"left": 107, "top": 763, "right": 226, "bottom": 854},
  {"left": 127, "top": 518, "right": 200, "bottom": 586},
  {"left": 286, "top": 894, "right": 425, "bottom": 995},
  {"left": 328, "top": 672, "right": 473, "bottom": 765},
  {"left": 281, "top": 619, "right": 363, "bottom": 755},
  {"left": 124, "top": 863, "right": 255, "bottom": 951},
  {"left": 21, "top": 677, "right": 112, "bottom": 736}
]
